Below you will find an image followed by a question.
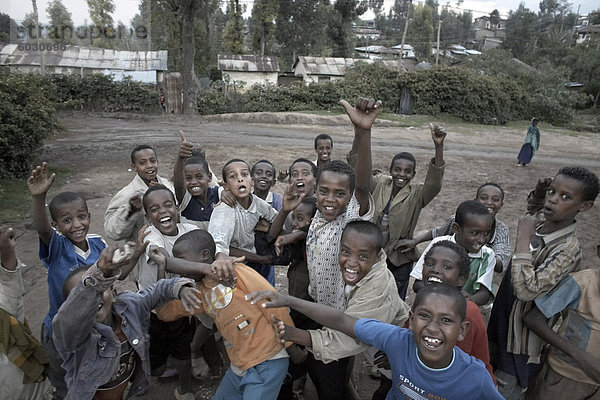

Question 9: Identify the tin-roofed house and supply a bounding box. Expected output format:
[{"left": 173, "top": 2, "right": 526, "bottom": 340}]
[
  {"left": 217, "top": 54, "right": 279, "bottom": 90},
  {"left": 293, "top": 56, "right": 405, "bottom": 85},
  {"left": 0, "top": 44, "right": 168, "bottom": 83}
]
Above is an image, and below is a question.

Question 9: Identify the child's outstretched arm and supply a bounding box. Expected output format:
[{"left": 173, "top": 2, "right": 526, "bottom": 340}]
[
  {"left": 27, "top": 162, "right": 56, "bottom": 246},
  {"left": 174, "top": 139, "right": 194, "bottom": 204},
  {"left": 525, "top": 306, "right": 600, "bottom": 383},
  {"left": 340, "top": 98, "right": 381, "bottom": 216},
  {"left": 246, "top": 290, "right": 358, "bottom": 338},
  {"left": 119, "top": 225, "right": 150, "bottom": 280}
]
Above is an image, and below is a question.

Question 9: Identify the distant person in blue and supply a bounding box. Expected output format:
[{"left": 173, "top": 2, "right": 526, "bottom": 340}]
[{"left": 517, "top": 118, "right": 540, "bottom": 167}]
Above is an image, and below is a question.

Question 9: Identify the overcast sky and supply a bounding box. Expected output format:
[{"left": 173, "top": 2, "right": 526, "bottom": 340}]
[{"left": 2, "top": 0, "right": 598, "bottom": 26}]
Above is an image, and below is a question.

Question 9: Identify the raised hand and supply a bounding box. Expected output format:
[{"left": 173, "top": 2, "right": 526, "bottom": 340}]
[
  {"left": 281, "top": 185, "right": 304, "bottom": 213},
  {"left": 429, "top": 123, "right": 447, "bottom": 146},
  {"left": 27, "top": 162, "right": 56, "bottom": 197},
  {"left": 340, "top": 98, "right": 382, "bottom": 131},
  {"left": 277, "top": 169, "right": 289, "bottom": 182},
  {"left": 179, "top": 141, "right": 194, "bottom": 159}
]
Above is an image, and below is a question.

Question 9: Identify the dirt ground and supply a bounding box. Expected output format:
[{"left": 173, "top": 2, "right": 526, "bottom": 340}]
[{"left": 7, "top": 110, "right": 600, "bottom": 399}]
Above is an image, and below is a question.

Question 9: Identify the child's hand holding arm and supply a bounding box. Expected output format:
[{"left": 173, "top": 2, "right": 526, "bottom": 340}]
[
  {"left": 271, "top": 315, "right": 312, "bottom": 348},
  {"left": 429, "top": 123, "right": 446, "bottom": 167},
  {"left": 178, "top": 286, "right": 202, "bottom": 314},
  {"left": 219, "top": 190, "right": 237, "bottom": 208},
  {"left": 27, "top": 162, "right": 56, "bottom": 245},
  {"left": 0, "top": 227, "right": 17, "bottom": 270},
  {"left": 148, "top": 244, "right": 167, "bottom": 280}
]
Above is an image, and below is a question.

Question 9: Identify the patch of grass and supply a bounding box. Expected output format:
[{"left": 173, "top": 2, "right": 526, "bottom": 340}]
[{"left": 0, "top": 166, "right": 71, "bottom": 224}]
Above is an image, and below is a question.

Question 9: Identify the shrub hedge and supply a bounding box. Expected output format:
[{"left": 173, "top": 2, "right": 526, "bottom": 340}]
[{"left": 0, "top": 71, "right": 59, "bottom": 179}]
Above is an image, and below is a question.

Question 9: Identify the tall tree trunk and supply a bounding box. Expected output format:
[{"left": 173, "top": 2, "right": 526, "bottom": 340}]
[{"left": 181, "top": 0, "right": 198, "bottom": 115}]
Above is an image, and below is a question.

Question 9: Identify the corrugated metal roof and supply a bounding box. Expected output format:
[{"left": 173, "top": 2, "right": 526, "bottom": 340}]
[
  {"left": 0, "top": 44, "right": 168, "bottom": 71},
  {"left": 217, "top": 55, "right": 279, "bottom": 72},
  {"left": 295, "top": 56, "right": 405, "bottom": 77}
]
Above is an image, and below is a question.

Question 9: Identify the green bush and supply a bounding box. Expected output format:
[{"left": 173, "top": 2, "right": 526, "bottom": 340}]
[
  {"left": 47, "top": 74, "right": 159, "bottom": 112},
  {"left": 0, "top": 71, "right": 60, "bottom": 179}
]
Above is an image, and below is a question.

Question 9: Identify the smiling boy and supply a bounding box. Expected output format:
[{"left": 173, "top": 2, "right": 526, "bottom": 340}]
[
  {"left": 248, "top": 283, "right": 502, "bottom": 400},
  {"left": 421, "top": 241, "right": 495, "bottom": 381},
  {"left": 412, "top": 200, "right": 496, "bottom": 306},
  {"left": 28, "top": 162, "right": 107, "bottom": 399},
  {"left": 306, "top": 98, "right": 378, "bottom": 311},
  {"left": 105, "top": 145, "right": 174, "bottom": 245},
  {"left": 136, "top": 185, "right": 199, "bottom": 399},
  {"left": 314, "top": 134, "right": 333, "bottom": 168}
]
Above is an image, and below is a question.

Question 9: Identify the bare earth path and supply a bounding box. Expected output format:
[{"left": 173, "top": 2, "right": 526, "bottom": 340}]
[{"left": 9, "top": 111, "right": 600, "bottom": 399}]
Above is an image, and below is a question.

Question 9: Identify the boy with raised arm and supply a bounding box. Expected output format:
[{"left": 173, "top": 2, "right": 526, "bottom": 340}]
[
  {"left": 347, "top": 123, "right": 446, "bottom": 299},
  {"left": 28, "top": 162, "right": 107, "bottom": 399}
]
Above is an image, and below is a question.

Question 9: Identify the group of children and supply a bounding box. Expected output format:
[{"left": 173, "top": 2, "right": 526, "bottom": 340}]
[{"left": 0, "top": 96, "right": 599, "bottom": 400}]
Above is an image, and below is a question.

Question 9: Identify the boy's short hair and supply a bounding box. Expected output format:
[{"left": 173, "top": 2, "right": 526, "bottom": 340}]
[
  {"left": 221, "top": 158, "right": 250, "bottom": 181},
  {"left": 49, "top": 192, "right": 87, "bottom": 221},
  {"left": 300, "top": 196, "right": 318, "bottom": 217},
  {"left": 173, "top": 229, "right": 215, "bottom": 260},
  {"left": 455, "top": 200, "right": 492, "bottom": 227},
  {"left": 413, "top": 283, "right": 467, "bottom": 322},
  {"left": 142, "top": 185, "right": 176, "bottom": 213},
  {"left": 426, "top": 240, "right": 470, "bottom": 278},
  {"left": 191, "top": 148, "right": 206, "bottom": 159},
  {"left": 342, "top": 220, "right": 383, "bottom": 252},
  {"left": 62, "top": 266, "right": 89, "bottom": 299},
  {"left": 557, "top": 167, "right": 600, "bottom": 202},
  {"left": 251, "top": 159, "right": 275, "bottom": 176},
  {"left": 289, "top": 158, "right": 318, "bottom": 177},
  {"left": 314, "top": 134, "right": 333, "bottom": 149},
  {"left": 130, "top": 144, "right": 156, "bottom": 163},
  {"left": 317, "top": 160, "right": 356, "bottom": 193},
  {"left": 476, "top": 182, "right": 504, "bottom": 202},
  {"left": 184, "top": 155, "right": 210, "bottom": 173},
  {"left": 390, "top": 152, "right": 417, "bottom": 171}
]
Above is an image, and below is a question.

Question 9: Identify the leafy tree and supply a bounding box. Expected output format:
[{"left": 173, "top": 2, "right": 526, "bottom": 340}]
[
  {"left": 489, "top": 9, "right": 500, "bottom": 28},
  {"left": 275, "top": 0, "right": 329, "bottom": 69},
  {"left": 503, "top": 3, "right": 539, "bottom": 61},
  {"left": 0, "top": 13, "right": 18, "bottom": 44},
  {"left": 250, "top": 0, "right": 278, "bottom": 56},
  {"left": 590, "top": 10, "right": 600, "bottom": 25},
  {"left": 46, "top": 0, "right": 74, "bottom": 44},
  {"left": 223, "top": 0, "right": 245, "bottom": 54},
  {"left": 328, "top": 0, "right": 368, "bottom": 57},
  {"left": 87, "top": 0, "right": 115, "bottom": 48},
  {"left": 407, "top": 3, "right": 433, "bottom": 59}
]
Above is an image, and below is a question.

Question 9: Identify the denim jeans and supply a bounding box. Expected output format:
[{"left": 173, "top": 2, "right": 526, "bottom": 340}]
[{"left": 214, "top": 357, "right": 289, "bottom": 400}]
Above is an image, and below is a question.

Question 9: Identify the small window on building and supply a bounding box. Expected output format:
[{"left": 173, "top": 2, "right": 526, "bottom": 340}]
[{"left": 318, "top": 76, "right": 331, "bottom": 82}]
